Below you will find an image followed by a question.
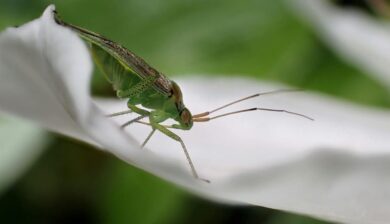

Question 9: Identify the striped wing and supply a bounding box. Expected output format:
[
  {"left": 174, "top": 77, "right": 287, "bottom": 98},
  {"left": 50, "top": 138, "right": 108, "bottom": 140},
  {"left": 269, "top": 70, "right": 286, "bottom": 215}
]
[{"left": 54, "top": 11, "right": 172, "bottom": 96}]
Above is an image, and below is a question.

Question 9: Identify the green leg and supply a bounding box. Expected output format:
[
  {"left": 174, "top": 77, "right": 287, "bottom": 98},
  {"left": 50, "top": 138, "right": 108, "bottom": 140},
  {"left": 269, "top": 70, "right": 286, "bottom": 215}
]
[
  {"left": 120, "top": 104, "right": 150, "bottom": 129},
  {"left": 141, "top": 128, "right": 156, "bottom": 148},
  {"left": 127, "top": 103, "right": 149, "bottom": 115},
  {"left": 114, "top": 75, "right": 155, "bottom": 126},
  {"left": 121, "top": 114, "right": 148, "bottom": 129},
  {"left": 106, "top": 109, "right": 132, "bottom": 117},
  {"left": 150, "top": 118, "right": 209, "bottom": 183},
  {"left": 109, "top": 74, "right": 151, "bottom": 125}
]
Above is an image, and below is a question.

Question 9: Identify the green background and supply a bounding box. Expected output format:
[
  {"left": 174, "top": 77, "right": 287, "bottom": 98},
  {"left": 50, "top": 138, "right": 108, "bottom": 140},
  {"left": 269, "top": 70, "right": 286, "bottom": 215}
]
[{"left": 0, "top": 0, "right": 388, "bottom": 223}]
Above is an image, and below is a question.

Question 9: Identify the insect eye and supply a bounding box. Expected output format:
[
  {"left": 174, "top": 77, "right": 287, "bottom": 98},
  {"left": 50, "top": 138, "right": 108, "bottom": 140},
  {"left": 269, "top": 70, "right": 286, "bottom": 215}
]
[{"left": 181, "top": 109, "right": 191, "bottom": 124}]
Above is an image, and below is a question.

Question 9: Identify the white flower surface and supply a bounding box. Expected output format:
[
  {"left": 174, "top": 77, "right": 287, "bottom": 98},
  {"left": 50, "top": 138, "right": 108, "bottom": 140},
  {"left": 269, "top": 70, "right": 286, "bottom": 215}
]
[
  {"left": 1, "top": 5, "right": 390, "bottom": 224},
  {"left": 288, "top": 0, "right": 390, "bottom": 90}
]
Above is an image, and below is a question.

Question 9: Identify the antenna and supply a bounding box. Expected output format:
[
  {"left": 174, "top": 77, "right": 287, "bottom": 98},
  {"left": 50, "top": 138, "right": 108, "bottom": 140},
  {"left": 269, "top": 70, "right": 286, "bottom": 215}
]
[
  {"left": 192, "top": 89, "right": 314, "bottom": 122},
  {"left": 193, "top": 107, "right": 314, "bottom": 122},
  {"left": 192, "top": 89, "right": 300, "bottom": 118}
]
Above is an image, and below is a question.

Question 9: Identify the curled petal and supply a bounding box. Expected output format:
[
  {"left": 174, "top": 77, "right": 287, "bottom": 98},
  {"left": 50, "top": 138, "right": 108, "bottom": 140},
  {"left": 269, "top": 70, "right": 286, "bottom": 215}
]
[{"left": 0, "top": 5, "right": 93, "bottom": 143}]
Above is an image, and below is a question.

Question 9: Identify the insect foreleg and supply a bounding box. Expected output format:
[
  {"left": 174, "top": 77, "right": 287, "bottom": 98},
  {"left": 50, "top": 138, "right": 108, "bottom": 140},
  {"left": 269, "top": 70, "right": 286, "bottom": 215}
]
[
  {"left": 127, "top": 103, "right": 149, "bottom": 116},
  {"left": 120, "top": 104, "right": 150, "bottom": 129}
]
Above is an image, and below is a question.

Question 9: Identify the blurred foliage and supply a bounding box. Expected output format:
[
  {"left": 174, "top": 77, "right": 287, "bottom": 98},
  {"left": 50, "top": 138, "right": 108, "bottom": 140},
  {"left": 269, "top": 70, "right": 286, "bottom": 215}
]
[
  {"left": 0, "top": 117, "right": 47, "bottom": 194},
  {"left": 0, "top": 0, "right": 389, "bottom": 223}
]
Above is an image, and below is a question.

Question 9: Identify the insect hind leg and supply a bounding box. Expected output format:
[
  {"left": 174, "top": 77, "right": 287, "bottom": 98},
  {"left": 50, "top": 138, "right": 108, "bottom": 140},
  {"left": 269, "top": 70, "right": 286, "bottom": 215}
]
[
  {"left": 141, "top": 128, "right": 156, "bottom": 148},
  {"left": 149, "top": 120, "right": 209, "bottom": 183}
]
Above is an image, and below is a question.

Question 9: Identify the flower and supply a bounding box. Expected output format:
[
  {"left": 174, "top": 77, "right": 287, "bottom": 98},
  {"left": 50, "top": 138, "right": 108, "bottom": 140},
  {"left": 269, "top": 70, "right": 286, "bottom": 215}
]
[{"left": 1, "top": 5, "right": 390, "bottom": 224}]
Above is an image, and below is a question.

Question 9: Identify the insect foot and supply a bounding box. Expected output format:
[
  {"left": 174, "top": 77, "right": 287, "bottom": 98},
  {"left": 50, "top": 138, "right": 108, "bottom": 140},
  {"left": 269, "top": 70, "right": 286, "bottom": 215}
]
[{"left": 199, "top": 178, "right": 211, "bottom": 183}]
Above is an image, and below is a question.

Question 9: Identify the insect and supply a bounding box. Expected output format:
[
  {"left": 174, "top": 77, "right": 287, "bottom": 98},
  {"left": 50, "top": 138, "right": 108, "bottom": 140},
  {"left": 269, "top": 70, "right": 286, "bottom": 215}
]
[{"left": 54, "top": 10, "right": 313, "bottom": 183}]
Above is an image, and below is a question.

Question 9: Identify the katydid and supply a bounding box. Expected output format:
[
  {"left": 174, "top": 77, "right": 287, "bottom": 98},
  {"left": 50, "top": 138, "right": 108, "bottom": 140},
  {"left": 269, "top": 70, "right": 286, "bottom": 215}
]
[{"left": 54, "top": 10, "right": 313, "bottom": 183}]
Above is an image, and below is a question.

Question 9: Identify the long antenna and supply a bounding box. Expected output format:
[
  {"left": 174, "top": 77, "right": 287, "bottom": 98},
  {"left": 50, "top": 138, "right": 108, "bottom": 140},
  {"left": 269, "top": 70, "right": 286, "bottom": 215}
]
[
  {"left": 192, "top": 89, "right": 300, "bottom": 118},
  {"left": 193, "top": 107, "right": 314, "bottom": 122}
]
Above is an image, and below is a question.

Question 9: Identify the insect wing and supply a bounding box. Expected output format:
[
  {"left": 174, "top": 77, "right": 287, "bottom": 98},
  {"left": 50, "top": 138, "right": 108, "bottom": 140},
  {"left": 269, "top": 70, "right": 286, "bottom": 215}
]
[{"left": 54, "top": 12, "right": 171, "bottom": 96}]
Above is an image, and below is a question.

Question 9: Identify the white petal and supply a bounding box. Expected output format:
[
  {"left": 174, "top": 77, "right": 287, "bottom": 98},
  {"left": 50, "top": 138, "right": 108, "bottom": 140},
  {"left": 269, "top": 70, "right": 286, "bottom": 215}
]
[
  {"left": 96, "top": 77, "right": 390, "bottom": 224},
  {"left": 2, "top": 5, "right": 390, "bottom": 224},
  {"left": 0, "top": 116, "right": 47, "bottom": 193},
  {"left": 288, "top": 0, "right": 390, "bottom": 90},
  {"left": 0, "top": 5, "right": 93, "bottom": 143}
]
